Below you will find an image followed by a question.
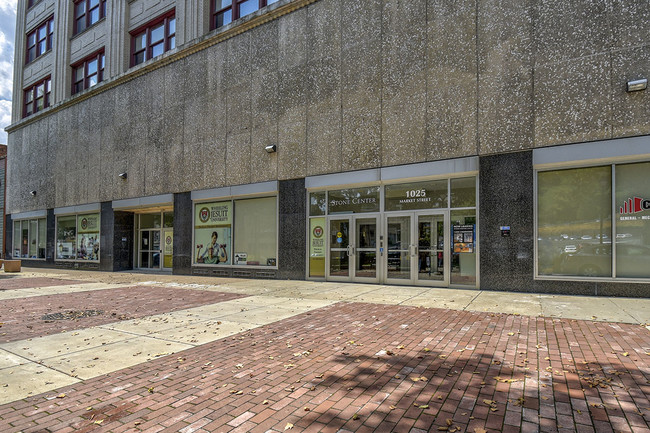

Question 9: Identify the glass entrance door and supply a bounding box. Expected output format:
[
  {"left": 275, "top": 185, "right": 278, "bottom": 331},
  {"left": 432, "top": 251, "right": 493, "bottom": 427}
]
[
  {"left": 327, "top": 216, "right": 379, "bottom": 282},
  {"left": 384, "top": 211, "right": 448, "bottom": 286},
  {"left": 139, "top": 229, "right": 161, "bottom": 269}
]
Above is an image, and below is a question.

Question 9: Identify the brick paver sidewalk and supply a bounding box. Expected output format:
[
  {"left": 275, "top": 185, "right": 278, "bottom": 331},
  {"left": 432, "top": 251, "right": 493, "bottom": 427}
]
[
  {"left": 2, "top": 301, "right": 649, "bottom": 433},
  {"left": 0, "top": 277, "right": 87, "bottom": 291}
]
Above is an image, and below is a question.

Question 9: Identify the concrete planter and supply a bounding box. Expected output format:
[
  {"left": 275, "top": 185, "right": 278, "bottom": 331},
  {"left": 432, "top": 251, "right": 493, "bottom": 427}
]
[{"left": 4, "top": 260, "right": 21, "bottom": 272}]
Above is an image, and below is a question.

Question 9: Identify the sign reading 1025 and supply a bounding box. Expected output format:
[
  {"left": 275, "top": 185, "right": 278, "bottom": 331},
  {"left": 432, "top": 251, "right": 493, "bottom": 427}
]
[{"left": 405, "top": 189, "right": 427, "bottom": 198}]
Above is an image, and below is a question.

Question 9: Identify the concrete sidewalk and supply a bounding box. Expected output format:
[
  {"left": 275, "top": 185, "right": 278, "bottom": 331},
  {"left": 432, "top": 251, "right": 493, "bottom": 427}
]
[{"left": 6, "top": 267, "right": 650, "bottom": 324}]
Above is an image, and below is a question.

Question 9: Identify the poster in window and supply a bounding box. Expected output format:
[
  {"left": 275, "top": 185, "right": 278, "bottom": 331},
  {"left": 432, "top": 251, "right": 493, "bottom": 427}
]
[
  {"left": 77, "top": 214, "right": 100, "bottom": 261},
  {"left": 452, "top": 224, "right": 475, "bottom": 253},
  {"left": 194, "top": 202, "right": 232, "bottom": 265}
]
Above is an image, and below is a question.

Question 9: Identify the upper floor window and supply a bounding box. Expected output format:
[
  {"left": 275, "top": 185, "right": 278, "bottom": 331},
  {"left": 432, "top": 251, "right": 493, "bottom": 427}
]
[
  {"left": 130, "top": 11, "right": 175, "bottom": 67},
  {"left": 26, "top": 16, "right": 54, "bottom": 64},
  {"left": 24, "top": 76, "right": 51, "bottom": 118},
  {"left": 27, "top": 0, "right": 43, "bottom": 8},
  {"left": 211, "top": 0, "right": 278, "bottom": 30},
  {"left": 74, "top": 0, "right": 107, "bottom": 35},
  {"left": 72, "top": 50, "right": 105, "bottom": 95}
]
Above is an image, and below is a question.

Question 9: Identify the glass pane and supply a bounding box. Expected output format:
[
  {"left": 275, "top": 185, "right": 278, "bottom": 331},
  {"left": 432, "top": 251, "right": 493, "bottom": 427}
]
[
  {"left": 135, "top": 33, "right": 146, "bottom": 50},
  {"left": 329, "top": 251, "right": 349, "bottom": 277},
  {"left": 215, "top": 0, "right": 232, "bottom": 9},
  {"left": 13, "top": 222, "right": 21, "bottom": 258},
  {"left": 194, "top": 202, "right": 232, "bottom": 265},
  {"left": 451, "top": 210, "right": 476, "bottom": 285},
  {"left": 615, "top": 162, "right": 650, "bottom": 278},
  {"left": 168, "top": 18, "right": 176, "bottom": 35},
  {"left": 328, "top": 187, "right": 379, "bottom": 214},
  {"left": 38, "top": 218, "right": 47, "bottom": 259},
  {"left": 151, "top": 42, "right": 164, "bottom": 58},
  {"left": 75, "top": 1, "right": 86, "bottom": 17},
  {"left": 418, "top": 215, "right": 444, "bottom": 281},
  {"left": 87, "top": 58, "right": 97, "bottom": 75},
  {"left": 90, "top": 8, "right": 99, "bottom": 23},
  {"left": 29, "top": 220, "right": 38, "bottom": 258},
  {"left": 152, "top": 252, "right": 160, "bottom": 267},
  {"left": 330, "top": 219, "right": 349, "bottom": 248},
  {"left": 38, "top": 26, "right": 46, "bottom": 39},
  {"left": 309, "top": 192, "right": 326, "bottom": 216},
  {"left": 76, "top": 16, "right": 86, "bottom": 33},
  {"left": 450, "top": 177, "right": 476, "bottom": 208},
  {"left": 140, "top": 213, "right": 161, "bottom": 229},
  {"left": 169, "top": 36, "right": 175, "bottom": 50},
  {"left": 385, "top": 180, "right": 448, "bottom": 211},
  {"left": 386, "top": 216, "right": 410, "bottom": 279},
  {"left": 28, "top": 33, "right": 36, "bottom": 46},
  {"left": 267, "top": 0, "right": 278, "bottom": 4},
  {"left": 88, "top": 75, "right": 98, "bottom": 87},
  {"left": 75, "top": 66, "right": 84, "bottom": 81},
  {"left": 150, "top": 23, "right": 164, "bottom": 43},
  {"left": 234, "top": 197, "right": 277, "bottom": 266},
  {"left": 309, "top": 217, "right": 326, "bottom": 277},
  {"left": 163, "top": 212, "right": 174, "bottom": 227},
  {"left": 56, "top": 216, "right": 77, "bottom": 259},
  {"left": 89, "top": 0, "right": 99, "bottom": 8},
  {"left": 152, "top": 230, "right": 161, "bottom": 250},
  {"left": 216, "top": 10, "right": 232, "bottom": 28},
  {"left": 38, "top": 40, "right": 46, "bottom": 54},
  {"left": 21, "top": 224, "right": 28, "bottom": 258},
  {"left": 538, "top": 166, "right": 612, "bottom": 277},
  {"left": 77, "top": 214, "right": 100, "bottom": 260},
  {"left": 239, "top": 0, "right": 259, "bottom": 17},
  {"left": 134, "top": 51, "right": 145, "bottom": 65},
  {"left": 355, "top": 218, "right": 376, "bottom": 278},
  {"left": 36, "top": 96, "right": 44, "bottom": 111},
  {"left": 140, "top": 252, "right": 149, "bottom": 268},
  {"left": 140, "top": 231, "right": 150, "bottom": 250},
  {"left": 100, "top": 53, "right": 105, "bottom": 69}
]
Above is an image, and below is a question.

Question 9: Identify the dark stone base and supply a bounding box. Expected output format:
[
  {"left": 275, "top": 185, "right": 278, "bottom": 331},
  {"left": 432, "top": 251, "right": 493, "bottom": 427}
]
[{"left": 192, "top": 266, "right": 277, "bottom": 279}]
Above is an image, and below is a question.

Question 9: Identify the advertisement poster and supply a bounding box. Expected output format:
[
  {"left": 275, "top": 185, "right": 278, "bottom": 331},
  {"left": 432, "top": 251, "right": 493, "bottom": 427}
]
[
  {"left": 309, "top": 217, "right": 326, "bottom": 277},
  {"left": 194, "top": 202, "right": 232, "bottom": 265},
  {"left": 163, "top": 229, "right": 174, "bottom": 268},
  {"left": 77, "top": 214, "right": 100, "bottom": 261},
  {"left": 452, "top": 224, "right": 475, "bottom": 253}
]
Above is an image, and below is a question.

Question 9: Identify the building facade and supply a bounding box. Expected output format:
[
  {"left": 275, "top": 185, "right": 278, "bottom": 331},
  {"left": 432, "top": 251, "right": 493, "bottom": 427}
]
[{"left": 6, "top": 0, "right": 650, "bottom": 296}]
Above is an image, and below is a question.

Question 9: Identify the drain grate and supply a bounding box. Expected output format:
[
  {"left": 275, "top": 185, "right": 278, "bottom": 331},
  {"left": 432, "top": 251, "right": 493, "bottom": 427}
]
[{"left": 41, "top": 310, "right": 103, "bottom": 321}]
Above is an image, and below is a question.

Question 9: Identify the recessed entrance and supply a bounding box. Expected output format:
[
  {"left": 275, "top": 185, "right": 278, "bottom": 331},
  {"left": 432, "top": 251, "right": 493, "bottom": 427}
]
[{"left": 136, "top": 211, "right": 174, "bottom": 270}]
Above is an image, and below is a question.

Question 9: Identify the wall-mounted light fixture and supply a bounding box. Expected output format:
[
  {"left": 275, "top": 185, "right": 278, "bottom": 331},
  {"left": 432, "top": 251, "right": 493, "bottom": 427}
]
[
  {"left": 118, "top": 172, "right": 128, "bottom": 180},
  {"left": 29, "top": 190, "right": 37, "bottom": 196},
  {"left": 627, "top": 78, "right": 647, "bottom": 92},
  {"left": 265, "top": 144, "right": 277, "bottom": 153}
]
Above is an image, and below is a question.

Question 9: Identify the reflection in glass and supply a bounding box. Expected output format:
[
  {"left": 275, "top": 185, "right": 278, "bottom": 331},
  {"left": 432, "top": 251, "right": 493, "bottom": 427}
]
[
  {"left": 329, "top": 220, "right": 349, "bottom": 247},
  {"left": 385, "top": 180, "right": 447, "bottom": 211},
  {"left": 29, "top": 220, "right": 38, "bottom": 258},
  {"left": 239, "top": 0, "right": 259, "bottom": 17},
  {"left": 537, "top": 166, "right": 611, "bottom": 277},
  {"left": 329, "top": 251, "right": 349, "bottom": 276},
  {"left": 387, "top": 216, "right": 410, "bottom": 279},
  {"left": 355, "top": 218, "right": 376, "bottom": 278},
  {"left": 38, "top": 218, "right": 47, "bottom": 258},
  {"left": 328, "top": 187, "right": 379, "bottom": 214},
  {"left": 418, "top": 215, "right": 444, "bottom": 281},
  {"left": 57, "top": 216, "right": 77, "bottom": 260},
  {"left": 450, "top": 177, "right": 476, "bottom": 208},
  {"left": 450, "top": 210, "right": 476, "bottom": 285},
  {"left": 329, "top": 219, "right": 349, "bottom": 277},
  {"left": 310, "top": 192, "right": 326, "bottom": 216},
  {"left": 615, "top": 162, "right": 650, "bottom": 278}
]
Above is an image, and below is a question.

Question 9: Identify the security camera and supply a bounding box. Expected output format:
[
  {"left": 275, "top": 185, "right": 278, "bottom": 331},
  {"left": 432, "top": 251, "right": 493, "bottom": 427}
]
[
  {"left": 30, "top": 190, "right": 37, "bottom": 196},
  {"left": 118, "top": 172, "right": 128, "bottom": 179},
  {"left": 265, "top": 144, "right": 277, "bottom": 153}
]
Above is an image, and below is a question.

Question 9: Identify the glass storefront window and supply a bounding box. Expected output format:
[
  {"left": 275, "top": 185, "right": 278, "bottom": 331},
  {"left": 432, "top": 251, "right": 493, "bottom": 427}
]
[
  {"left": 56, "top": 216, "right": 77, "bottom": 260},
  {"left": 615, "top": 162, "right": 650, "bottom": 278},
  {"left": 537, "top": 166, "right": 612, "bottom": 277},
  {"left": 234, "top": 197, "right": 277, "bottom": 266},
  {"left": 310, "top": 192, "right": 326, "bottom": 216},
  {"left": 194, "top": 201, "right": 232, "bottom": 265},
  {"left": 163, "top": 212, "right": 174, "bottom": 228},
  {"left": 385, "top": 180, "right": 448, "bottom": 211},
  {"left": 76, "top": 214, "right": 100, "bottom": 261},
  {"left": 451, "top": 210, "right": 476, "bottom": 285},
  {"left": 309, "top": 217, "right": 326, "bottom": 277},
  {"left": 13, "top": 218, "right": 47, "bottom": 259},
  {"left": 450, "top": 177, "right": 476, "bottom": 208},
  {"left": 328, "top": 187, "right": 379, "bottom": 214}
]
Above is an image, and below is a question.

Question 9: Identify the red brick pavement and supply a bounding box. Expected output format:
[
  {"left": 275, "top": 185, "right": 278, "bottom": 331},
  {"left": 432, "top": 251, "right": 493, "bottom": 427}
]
[
  {"left": 0, "top": 277, "right": 87, "bottom": 290},
  {"left": 1, "top": 303, "right": 650, "bottom": 433},
  {"left": 0, "top": 286, "right": 246, "bottom": 343}
]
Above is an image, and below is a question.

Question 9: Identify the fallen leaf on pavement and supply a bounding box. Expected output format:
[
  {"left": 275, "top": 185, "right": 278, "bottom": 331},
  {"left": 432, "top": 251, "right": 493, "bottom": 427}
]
[{"left": 284, "top": 423, "right": 293, "bottom": 430}]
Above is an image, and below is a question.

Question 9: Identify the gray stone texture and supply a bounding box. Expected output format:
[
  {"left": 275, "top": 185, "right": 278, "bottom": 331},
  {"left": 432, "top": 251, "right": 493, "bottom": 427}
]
[
  {"left": 7, "top": 0, "right": 650, "bottom": 214},
  {"left": 173, "top": 192, "right": 192, "bottom": 275}
]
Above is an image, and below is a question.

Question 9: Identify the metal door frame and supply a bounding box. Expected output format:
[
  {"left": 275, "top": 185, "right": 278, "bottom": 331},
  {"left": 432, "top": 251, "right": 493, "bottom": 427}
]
[{"left": 326, "top": 214, "right": 381, "bottom": 283}]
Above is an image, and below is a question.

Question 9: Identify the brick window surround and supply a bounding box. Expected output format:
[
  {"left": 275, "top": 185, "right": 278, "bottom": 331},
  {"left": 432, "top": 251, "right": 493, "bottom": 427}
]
[
  {"left": 23, "top": 76, "right": 51, "bottom": 118},
  {"left": 130, "top": 11, "right": 176, "bottom": 67},
  {"left": 26, "top": 16, "right": 53, "bottom": 64},
  {"left": 72, "top": 50, "right": 105, "bottom": 95}
]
